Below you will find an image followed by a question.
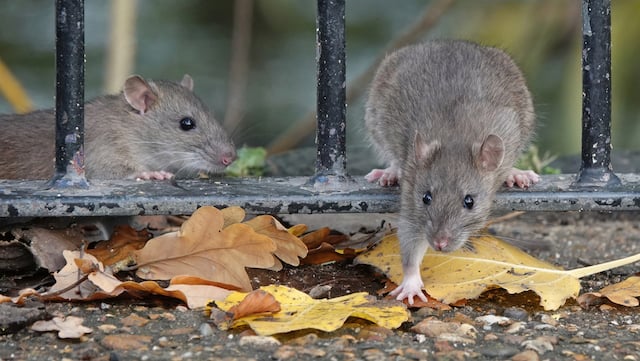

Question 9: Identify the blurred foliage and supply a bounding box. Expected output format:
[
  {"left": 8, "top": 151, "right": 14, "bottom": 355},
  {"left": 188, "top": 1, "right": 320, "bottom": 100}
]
[
  {"left": 0, "top": 0, "right": 638, "bottom": 164},
  {"left": 224, "top": 146, "right": 267, "bottom": 177}
]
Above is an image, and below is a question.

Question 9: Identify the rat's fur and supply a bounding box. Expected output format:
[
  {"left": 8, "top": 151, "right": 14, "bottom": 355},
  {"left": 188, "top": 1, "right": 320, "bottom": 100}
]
[
  {"left": 365, "top": 40, "right": 536, "bottom": 303},
  {"left": 0, "top": 75, "right": 235, "bottom": 179}
]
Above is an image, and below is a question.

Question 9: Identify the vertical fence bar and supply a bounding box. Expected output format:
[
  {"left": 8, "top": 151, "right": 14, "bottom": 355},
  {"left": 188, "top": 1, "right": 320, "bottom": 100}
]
[
  {"left": 51, "top": 0, "right": 88, "bottom": 187},
  {"left": 311, "top": 0, "right": 348, "bottom": 185},
  {"left": 575, "top": 0, "right": 619, "bottom": 187}
]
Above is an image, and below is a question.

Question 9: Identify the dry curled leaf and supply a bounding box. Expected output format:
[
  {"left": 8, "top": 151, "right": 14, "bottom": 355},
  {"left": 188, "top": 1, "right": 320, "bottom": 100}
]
[
  {"left": 244, "top": 215, "right": 308, "bottom": 269},
  {"left": 86, "top": 225, "right": 151, "bottom": 266},
  {"left": 134, "top": 206, "right": 277, "bottom": 291},
  {"left": 31, "top": 316, "right": 92, "bottom": 338},
  {"left": 577, "top": 275, "right": 640, "bottom": 308}
]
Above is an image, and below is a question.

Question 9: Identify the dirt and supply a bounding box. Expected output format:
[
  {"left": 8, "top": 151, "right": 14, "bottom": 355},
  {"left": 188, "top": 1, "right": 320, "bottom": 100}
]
[{"left": 1, "top": 211, "right": 640, "bottom": 361}]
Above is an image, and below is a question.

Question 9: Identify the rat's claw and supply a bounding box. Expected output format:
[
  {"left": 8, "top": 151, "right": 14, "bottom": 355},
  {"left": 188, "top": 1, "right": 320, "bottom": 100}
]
[
  {"left": 505, "top": 168, "right": 540, "bottom": 189},
  {"left": 389, "top": 273, "right": 427, "bottom": 305},
  {"left": 365, "top": 166, "right": 400, "bottom": 186}
]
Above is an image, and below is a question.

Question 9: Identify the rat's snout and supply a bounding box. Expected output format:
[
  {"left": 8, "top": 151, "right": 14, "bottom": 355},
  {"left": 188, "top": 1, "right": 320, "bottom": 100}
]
[
  {"left": 432, "top": 232, "right": 453, "bottom": 252},
  {"left": 221, "top": 150, "right": 236, "bottom": 167}
]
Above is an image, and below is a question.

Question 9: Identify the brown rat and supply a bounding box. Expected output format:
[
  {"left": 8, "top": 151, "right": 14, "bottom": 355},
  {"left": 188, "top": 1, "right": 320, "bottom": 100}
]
[
  {"left": 0, "top": 74, "right": 236, "bottom": 180},
  {"left": 364, "top": 40, "right": 539, "bottom": 304}
]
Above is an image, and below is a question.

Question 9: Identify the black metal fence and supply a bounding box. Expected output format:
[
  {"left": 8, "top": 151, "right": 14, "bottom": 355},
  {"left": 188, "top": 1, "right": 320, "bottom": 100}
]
[{"left": 0, "top": 0, "right": 638, "bottom": 218}]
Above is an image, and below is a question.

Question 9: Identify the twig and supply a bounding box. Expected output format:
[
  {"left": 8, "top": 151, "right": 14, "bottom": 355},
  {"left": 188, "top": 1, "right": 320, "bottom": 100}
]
[
  {"left": 224, "top": 0, "right": 254, "bottom": 131},
  {"left": 267, "top": 0, "right": 456, "bottom": 154}
]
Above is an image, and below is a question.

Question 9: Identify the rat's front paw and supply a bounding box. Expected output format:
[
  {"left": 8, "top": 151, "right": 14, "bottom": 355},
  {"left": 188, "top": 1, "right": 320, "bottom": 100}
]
[
  {"left": 505, "top": 168, "right": 540, "bottom": 189},
  {"left": 135, "top": 170, "right": 175, "bottom": 181},
  {"left": 365, "top": 166, "right": 400, "bottom": 186},
  {"left": 389, "top": 273, "right": 427, "bottom": 305}
]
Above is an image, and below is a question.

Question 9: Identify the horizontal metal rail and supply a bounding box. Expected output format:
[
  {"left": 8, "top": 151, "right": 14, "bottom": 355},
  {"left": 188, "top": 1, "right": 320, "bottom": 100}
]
[
  {"left": 1, "top": 174, "right": 639, "bottom": 218},
  {"left": 1, "top": 0, "right": 639, "bottom": 219}
]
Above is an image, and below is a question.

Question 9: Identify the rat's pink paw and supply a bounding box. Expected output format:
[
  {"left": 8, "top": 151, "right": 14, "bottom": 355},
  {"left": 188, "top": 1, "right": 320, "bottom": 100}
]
[
  {"left": 136, "top": 170, "right": 175, "bottom": 181},
  {"left": 365, "top": 166, "right": 400, "bottom": 186},
  {"left": 504, "top": 168, "right": 540, "bottom": 189},
  {"left": 389, "top": 272, "right": 427, "bottom": 305}
]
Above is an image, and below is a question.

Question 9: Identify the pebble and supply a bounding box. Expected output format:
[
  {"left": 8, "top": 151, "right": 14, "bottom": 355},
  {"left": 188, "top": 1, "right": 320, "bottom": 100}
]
[
  {"left": 503, "top": 307, "right": 529, "bottom": 321},
  {"left": 199, "top": 323, "right": 214, "bottom": 337},
  {"left": 477, "top": 343, "right": 520, "bottom": 358},
  {"left": 239, "top": 335, "right": 281, "bottom": 349},
  {"left": 511, "top": 350, "right": 540, "bottom": 361}
]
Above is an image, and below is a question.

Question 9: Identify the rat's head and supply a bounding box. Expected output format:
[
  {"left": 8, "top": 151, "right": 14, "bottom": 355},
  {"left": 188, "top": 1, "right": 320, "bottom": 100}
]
[
  {"left": 399, "top": 132, "right": 505, "bottom": 252},
  {"left": 122, "top": 74, "right": 236, "bottom": 177}
]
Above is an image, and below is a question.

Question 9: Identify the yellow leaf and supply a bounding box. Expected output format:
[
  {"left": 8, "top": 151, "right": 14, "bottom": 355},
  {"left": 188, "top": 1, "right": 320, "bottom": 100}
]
[
  {"left": 578, "top": 275, "right": 640, "bottom": 307},
  {"left": 355, "top": 233, "right": 580, "bottom": 310},
  {"left": 214, "top": 285, "right": 409, "bottom": 335},
  {"left": 133, "top": 206, "right": 277, "bottom": 291}
]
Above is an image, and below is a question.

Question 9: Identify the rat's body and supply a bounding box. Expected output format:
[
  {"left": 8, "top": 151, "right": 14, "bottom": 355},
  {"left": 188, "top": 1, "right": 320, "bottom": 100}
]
[
  {"left": 0, "top": 74, "right": 236, "bottom": 180},
  {"left": 365, "top": 40, "right": 539, "bottom": 304}
]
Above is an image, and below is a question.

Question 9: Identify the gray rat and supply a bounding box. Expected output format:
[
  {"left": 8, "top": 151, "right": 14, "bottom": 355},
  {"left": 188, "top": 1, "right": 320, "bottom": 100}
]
[
  {"left": 364, "top": 40, "right": 539, "bottom": 304},
  {"left": 0, "top": 74, "right": 236, "bottom": 180}
]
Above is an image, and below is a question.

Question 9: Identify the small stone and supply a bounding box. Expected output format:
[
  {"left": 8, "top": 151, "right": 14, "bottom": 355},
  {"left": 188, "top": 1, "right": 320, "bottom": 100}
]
[
  {"left": 476, "top": 315, "right": 512, "bottom": 328},
  {"left": 521, "top": 336, "right": 556, "bottom": 354},
  {"left": 484, "top": 333, "right": 499, "bottom": 341},
  {"left": 539, "top": 314, "right": 558, "bottom": 327},
  {"left": 506, "top": 321, "right": 526, "bottom": 334},
  {"left": 199, "top": 323, "right": 214, "bottom": 337},
  {"left": 511, "top": 350, "right": 540, "bottom": 361},
  {"left": 239, "top": 335, "right": 281, "bottom": 349},
  {"left": 503, "top": 307, "right": 529, "bottom": 321},
  {"left": 362, "top": 349, "right": 386, "bottom": 361},
  {"left": 121, "top": 314, "right": 149, "bottom": 327},
  {"left": 477, "top": 343, "right": 519, "bottom": 358}
]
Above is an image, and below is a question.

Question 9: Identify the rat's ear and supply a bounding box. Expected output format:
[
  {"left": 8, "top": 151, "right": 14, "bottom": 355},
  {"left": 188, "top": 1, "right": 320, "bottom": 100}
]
[
  {"left": 123, "top": 75, "right": 158, "bottom": 115},
  {"left": 180, "top": 74, "right": 194, "bottom": 91},
  {"left": 475, "top": 134, "right": 505, "bottom": 172},
  {"left": 414, "top": 132, "right": 440, "bottom": 163}
]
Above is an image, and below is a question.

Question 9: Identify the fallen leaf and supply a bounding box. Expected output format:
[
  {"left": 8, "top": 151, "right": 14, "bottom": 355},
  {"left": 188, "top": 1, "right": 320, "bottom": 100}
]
[
  {"left": 244, "top": 215, "right": 308, "bottom": 269},
  {"left": 43, "top": 251, "right": 233, "bottom": 308},
  {"left": 214, "top": 285, "right": 409, "bottom": 335},
  {"left": 355, "top": 232, "right": 640, "bottom": 310},
  {"left": 221, "top": 206, "right": 246, "bottom": 227},
  {"left": 210, "top": 289, "right": 282, "bottom": 329},
  {"left": 301, "top": 227, "right": 332, "bottom": 249},
  {"left": 31, "top": 316, "right": 92, "bottom": 338},
  {"left": 86, "top": 225, "right": 150, "bottom": 266},
  {"left": 577, "top": 275, "right": 640, "bottom": 308},
  {"left": 134, "top": 206, "right": 277, "bottom": 291},
  {"left": 302, "top": 242, "right": 354, "bottom": 265}
]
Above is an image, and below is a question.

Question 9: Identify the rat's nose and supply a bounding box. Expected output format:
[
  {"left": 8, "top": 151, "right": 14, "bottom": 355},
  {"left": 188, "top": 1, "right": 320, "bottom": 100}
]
[
  {"left": 221, "top": 150, "right": 236, "bottom": 166},
  {"left": 433, "top": 233, "right": 451, "bottom": 251}
]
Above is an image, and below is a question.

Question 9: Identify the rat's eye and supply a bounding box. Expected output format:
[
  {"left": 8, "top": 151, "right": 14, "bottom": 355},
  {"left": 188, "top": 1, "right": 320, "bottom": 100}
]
[
  {"left": 463, "top": 194, "right": 474, "bottom": 209},
  {"left": 180, "top": 117, "right": 196, "bottom": 131},
  {"left": 422, "top": 191, "right": 432, "bottom": 205}
]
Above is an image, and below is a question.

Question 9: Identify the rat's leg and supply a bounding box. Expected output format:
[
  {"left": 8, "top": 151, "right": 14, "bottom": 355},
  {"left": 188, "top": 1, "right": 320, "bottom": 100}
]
[
  {"left": 504, "top": 168, "right": 540, "bottom": 189},
  {"left": 364, "top": 161, "right": 401, "bottom": 186},
  {"left": 135, "top": 170, "right": 175, "bottom": 181},
  {"left": 390, "top": 230, "right": 430, "bottom": 305}
]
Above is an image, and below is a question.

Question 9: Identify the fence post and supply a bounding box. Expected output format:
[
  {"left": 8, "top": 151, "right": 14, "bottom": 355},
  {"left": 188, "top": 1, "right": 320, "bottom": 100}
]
[
  {"left": 575, "top": 0, "right": 619, "bottom": 187},
  {"left": 51, "top": 0, "right": 88, "bottom": 188},
  {"left": 311, "top": 0, "right": 349, "bottom": 187}
]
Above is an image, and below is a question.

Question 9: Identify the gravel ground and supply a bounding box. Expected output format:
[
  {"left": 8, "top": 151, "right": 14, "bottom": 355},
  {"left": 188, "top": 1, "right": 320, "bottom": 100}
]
[{"left": 1, "top": 211, "right": 640, "bottom": 361}]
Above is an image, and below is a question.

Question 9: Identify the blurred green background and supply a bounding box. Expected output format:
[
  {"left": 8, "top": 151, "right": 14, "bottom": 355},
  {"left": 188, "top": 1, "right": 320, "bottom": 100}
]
[{"left": 0, "top": 0, "right": 638, "bottom": 172}]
